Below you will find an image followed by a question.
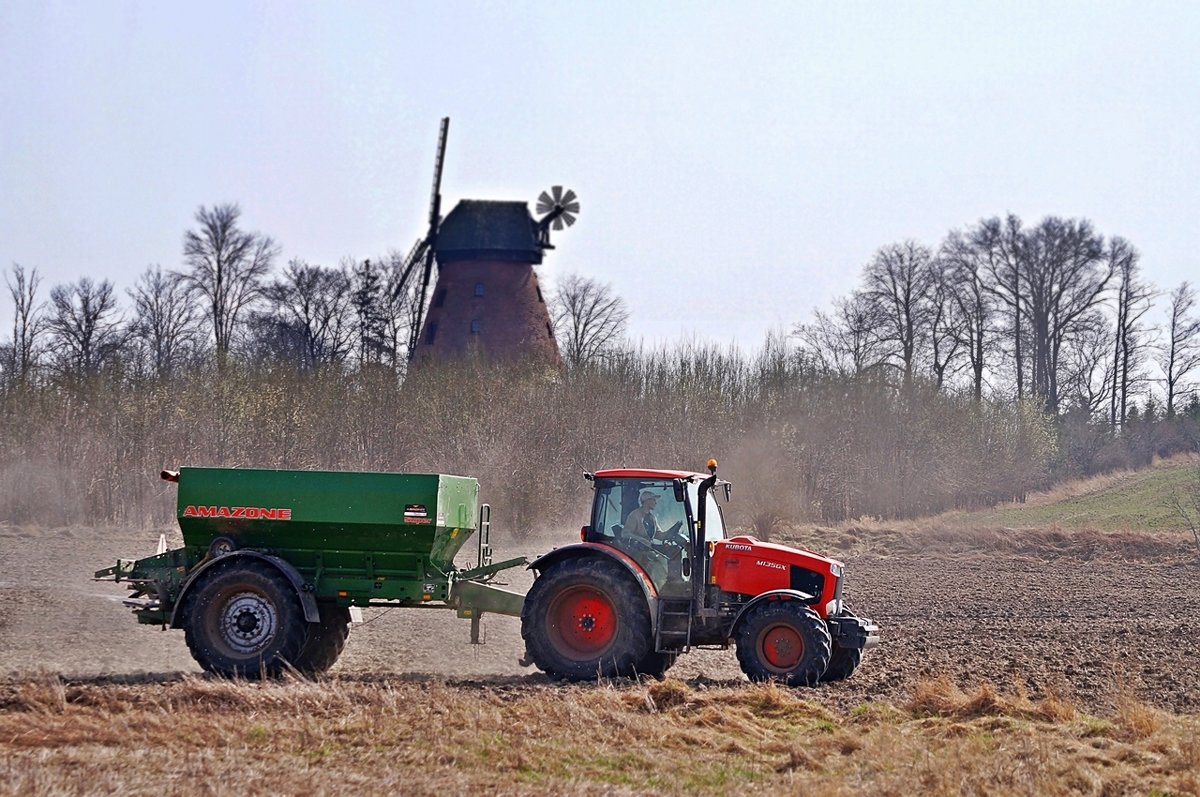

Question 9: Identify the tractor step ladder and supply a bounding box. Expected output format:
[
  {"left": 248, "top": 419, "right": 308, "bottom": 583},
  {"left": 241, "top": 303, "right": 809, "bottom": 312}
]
[{"left": 655, "top": 598, "right": 693, "bottom": 652}]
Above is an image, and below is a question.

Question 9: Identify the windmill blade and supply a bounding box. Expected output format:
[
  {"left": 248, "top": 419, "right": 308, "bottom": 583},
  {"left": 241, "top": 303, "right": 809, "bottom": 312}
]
[
  {"left": 406, "top": 117, "right": 450, "bottom": 360},
  {"left": 535, "top": 185, "right": 580, "bottom": 240},
  {"left": 392, "top": 237, "right": 429, "bottom": 298}
]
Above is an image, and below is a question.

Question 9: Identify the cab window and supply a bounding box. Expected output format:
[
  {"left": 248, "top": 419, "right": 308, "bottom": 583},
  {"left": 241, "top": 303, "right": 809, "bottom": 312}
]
[
  {"left": 591, "top": 478, "right": 686, "bottom": 540},
  {"left": 686, "top": 482, "right": 727, "bottom": 544}
]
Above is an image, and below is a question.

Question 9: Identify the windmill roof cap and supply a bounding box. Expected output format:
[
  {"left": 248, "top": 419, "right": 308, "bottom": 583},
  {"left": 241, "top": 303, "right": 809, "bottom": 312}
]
[{"left": 436, "top": 199, "right": 543, "bottom": 264}]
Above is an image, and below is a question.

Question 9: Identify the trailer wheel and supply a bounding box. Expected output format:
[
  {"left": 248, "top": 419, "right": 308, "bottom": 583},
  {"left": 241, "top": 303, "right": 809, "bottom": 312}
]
[
  {"left": 735, "top": 601, "right": 831, "bottom": 687},
  {"left": 521, "top": 557, "right": 651, "bottom": 681},
  {"left": 293, "top": 602, "right": 350, "bottom": 675},
  {"left": 634, "top": 650, "right": 678, "bottom": 680},
  {"left": 183, "top": 562, "right": 309, "bottom": 678}
]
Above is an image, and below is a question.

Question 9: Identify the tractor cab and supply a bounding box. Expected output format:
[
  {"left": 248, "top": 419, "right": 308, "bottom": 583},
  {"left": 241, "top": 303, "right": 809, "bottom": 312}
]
[{"left": 583, "top": 468, "right": 730, "bottom": 596}]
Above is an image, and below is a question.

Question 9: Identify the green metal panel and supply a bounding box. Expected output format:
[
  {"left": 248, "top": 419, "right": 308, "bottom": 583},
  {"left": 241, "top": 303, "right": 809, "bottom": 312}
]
[{"left": 175, "top": 467, "right": 479, "bottom": 572}]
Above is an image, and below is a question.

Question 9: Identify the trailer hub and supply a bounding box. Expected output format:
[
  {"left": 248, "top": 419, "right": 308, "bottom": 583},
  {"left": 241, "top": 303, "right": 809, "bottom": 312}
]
[{"left": 222, "top": 593, "right": 277, "bottom": 654}]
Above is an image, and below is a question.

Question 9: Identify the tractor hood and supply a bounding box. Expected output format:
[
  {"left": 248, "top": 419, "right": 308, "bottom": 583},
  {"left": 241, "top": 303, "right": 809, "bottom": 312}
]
[{"left": 710, "top": 535, "right": 844, "bottom": 616}]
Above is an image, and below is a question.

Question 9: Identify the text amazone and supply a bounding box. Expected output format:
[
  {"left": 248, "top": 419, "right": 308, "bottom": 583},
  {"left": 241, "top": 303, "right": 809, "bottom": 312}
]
[{"left": 183, "top": 505, "right": 293, "bottom": 520}]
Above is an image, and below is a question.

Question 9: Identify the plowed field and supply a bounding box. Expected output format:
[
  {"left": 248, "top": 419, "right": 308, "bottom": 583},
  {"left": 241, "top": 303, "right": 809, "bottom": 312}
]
[{"left": 2, "top": 522, "right": 1197, "bottom": 716}]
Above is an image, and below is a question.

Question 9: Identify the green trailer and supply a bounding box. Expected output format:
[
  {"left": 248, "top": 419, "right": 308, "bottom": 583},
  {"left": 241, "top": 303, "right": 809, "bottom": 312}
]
[{"left": 96, "top": 467, "right": 527, "bottom": 676}]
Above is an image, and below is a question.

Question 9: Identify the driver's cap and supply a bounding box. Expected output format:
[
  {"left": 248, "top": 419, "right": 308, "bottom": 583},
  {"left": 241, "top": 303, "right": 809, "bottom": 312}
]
[{"left": 639, "top": 490, "right": 657, "bottom": 503}]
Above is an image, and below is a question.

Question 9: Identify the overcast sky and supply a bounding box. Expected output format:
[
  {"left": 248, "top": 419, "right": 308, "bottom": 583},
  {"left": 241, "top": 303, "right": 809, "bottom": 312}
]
[{"left": 2, "top": 1, "right": 1197, "bottom": 348}]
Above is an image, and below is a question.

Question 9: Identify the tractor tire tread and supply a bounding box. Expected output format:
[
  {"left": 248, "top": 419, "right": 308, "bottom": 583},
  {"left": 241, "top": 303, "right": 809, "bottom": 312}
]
[
  {"left": 734, "top": 601, "right": 832, "bottom": 687},
  {"left": 520, "top": 556, "right": 652, "bottom": 682}
]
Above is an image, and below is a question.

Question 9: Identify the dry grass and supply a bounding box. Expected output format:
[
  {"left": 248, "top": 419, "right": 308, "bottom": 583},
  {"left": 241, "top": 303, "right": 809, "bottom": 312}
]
[{"left": 1, "top": 674, "right": 1198, "bottom": 796}]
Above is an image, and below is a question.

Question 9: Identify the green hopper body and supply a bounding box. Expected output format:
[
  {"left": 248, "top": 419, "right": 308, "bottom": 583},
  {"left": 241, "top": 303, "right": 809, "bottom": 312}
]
[{"left": 175, "top": 466, "right": 479, "bottom": 573}]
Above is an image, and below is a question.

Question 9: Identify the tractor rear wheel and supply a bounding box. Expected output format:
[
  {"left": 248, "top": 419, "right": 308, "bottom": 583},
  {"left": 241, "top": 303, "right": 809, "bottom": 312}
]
[
  {"left": 183, "top": 561, "right": 309, "bottom": 678},
  {"left": 521, "top": 557, "right": 652, "bottom": 681},
  {"left": 735, "top": 601, "right": 831, "bottom": 687},
  {"left": 293, "top": 602, "right": 350, "bottom": 675}
]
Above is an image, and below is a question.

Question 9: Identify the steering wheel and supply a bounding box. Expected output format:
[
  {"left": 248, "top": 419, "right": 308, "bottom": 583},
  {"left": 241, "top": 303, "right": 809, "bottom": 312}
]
[{"left": 664, "top": 520, "right": 683, "bottom": 537}]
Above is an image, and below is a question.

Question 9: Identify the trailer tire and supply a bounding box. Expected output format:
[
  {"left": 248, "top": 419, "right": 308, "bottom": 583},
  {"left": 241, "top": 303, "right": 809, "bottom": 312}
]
[
  {"left": 182, "top": 561, "right": 309, "bottom": 678},
  {"left": 521, "top": 557, "right": 652, "bottom": 681},
  {"left": 293, "top": 602, "right": 350, "bottom": 675},
  {"left": 634, "top": 650, "right": 678, "bottom": 680},
  {"left": 735, "top": 601, "right": 831, "bottom": 687}
]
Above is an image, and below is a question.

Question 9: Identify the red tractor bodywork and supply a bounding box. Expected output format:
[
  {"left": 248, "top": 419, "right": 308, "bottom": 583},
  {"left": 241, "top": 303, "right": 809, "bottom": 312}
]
[{"left": 710, "top": 536, "right": 843, "bottom": 618}]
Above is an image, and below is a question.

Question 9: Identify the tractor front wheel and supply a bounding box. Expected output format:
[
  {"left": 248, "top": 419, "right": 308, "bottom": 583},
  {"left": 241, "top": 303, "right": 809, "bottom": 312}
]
[
  {"left": 821, "top": 608, "right": 865, "bottom": 683},
  {"left": 735, "top": 601, "right": 831, "bottom": 687},
  {"left": 521, "top": 557, "right": 652, "bottom": 681},
  {"left": 183, "top": 561, "right": 309, "bottom": 678}
]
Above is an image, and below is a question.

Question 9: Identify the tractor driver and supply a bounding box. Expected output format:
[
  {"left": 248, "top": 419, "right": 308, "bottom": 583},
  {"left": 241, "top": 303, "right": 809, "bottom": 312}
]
[{"left": 624, "top": 490, "right": 664, "bottom": 541}]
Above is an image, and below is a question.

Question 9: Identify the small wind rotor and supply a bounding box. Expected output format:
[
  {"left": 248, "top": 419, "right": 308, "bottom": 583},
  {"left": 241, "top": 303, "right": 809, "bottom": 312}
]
[{"left": 536, "top": 186, "right": 580, "bottom": 231}]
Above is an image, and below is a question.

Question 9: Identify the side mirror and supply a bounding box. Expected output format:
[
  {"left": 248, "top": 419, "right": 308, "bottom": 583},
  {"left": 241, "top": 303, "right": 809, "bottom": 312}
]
[{"left": 672, "top": 480, "right": 685, "bottom": 502}]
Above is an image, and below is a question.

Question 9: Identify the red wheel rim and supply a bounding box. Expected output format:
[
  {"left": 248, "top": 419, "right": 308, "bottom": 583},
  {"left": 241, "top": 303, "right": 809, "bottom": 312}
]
[
  {"left": 758, "top": 623, "right": 804, "bottom": 672},
  {"left": 548, "top": 586, "right": 617, "bottom": 660}
]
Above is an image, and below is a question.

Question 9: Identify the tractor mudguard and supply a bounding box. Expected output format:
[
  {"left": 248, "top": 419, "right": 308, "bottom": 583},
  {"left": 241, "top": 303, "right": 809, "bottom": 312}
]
[
  {"left": 170, "top": 550, "right": 321, "bottom": 628},
  {"left": 727, "top": 588, "right": 817, "bottom": 639},
  {"left": 528, "top": 543, "right": 659, "bottom": 635}
]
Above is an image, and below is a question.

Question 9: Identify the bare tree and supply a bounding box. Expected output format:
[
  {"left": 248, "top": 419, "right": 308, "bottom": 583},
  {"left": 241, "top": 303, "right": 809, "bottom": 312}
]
[
  {"left": 259, "top": 260, "right": 354, "bottom": 368},
  {"left": 1060, "top": 311, "right": 1114, "bottom": 417},
  {"left": 1021, "top": 216, "right": 1112, "bottom": 413},
  {"left": 924, "top": 256, "right": 963, "bottom": 390},
  {"left": 44, "top": 277, "right": 124, "bottom": 377},
  {"left": 178, "top": 203, "right": 278, "bottom": 364},
  {"left": 795, "top": 291, "right": 887, "bottom": 377},
  {"left": 3, "top": 263, "right": 44, "bottom": 387},
  {"left": 940, "top": 229, "right": 995, "bottom": 401},
  {"left": 551, "top": 273, "right": 630, "bottom": 368},
  {"left": 1160, "top": 281, "right": 1200, "bottom": 417},
  {"left": 861, "top": 241, "right": 933, "bottom": 388},
  {"left": 975, "top": 215, "right": 1028, "bottom": 399},
  {"left": 1108, "top": 238, "right": 1154, "bottom": 428},
  {"left": 127, "top": 265, "right": 203, "bottom": 378}
]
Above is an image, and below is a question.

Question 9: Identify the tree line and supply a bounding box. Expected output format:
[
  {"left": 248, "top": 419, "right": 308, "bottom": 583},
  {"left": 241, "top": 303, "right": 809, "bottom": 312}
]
[
  {"left": 796, "top": 214, "right": 1200, "bottom": 424},
  {"left": 1, "top": 203, "right": 631, "bottom": 385},
  {"left": 2, "top": 204, "right": 1197, "bottom": 531}
]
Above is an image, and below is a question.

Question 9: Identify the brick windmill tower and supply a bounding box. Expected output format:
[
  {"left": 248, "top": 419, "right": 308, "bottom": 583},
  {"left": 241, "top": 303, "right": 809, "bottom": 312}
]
[{"left": 394, "top": 119, "right": 579, "bottom": 366}]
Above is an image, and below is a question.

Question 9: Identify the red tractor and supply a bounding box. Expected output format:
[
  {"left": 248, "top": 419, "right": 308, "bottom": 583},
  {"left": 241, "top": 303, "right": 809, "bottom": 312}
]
[{"left": 520, "top": 460, "right": 879, "bottom": 685}]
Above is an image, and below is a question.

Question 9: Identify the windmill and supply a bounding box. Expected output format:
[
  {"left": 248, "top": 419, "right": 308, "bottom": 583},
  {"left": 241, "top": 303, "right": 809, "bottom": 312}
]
[{"left": 395, "top": 118, "right": 580, "bottom": 365}]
